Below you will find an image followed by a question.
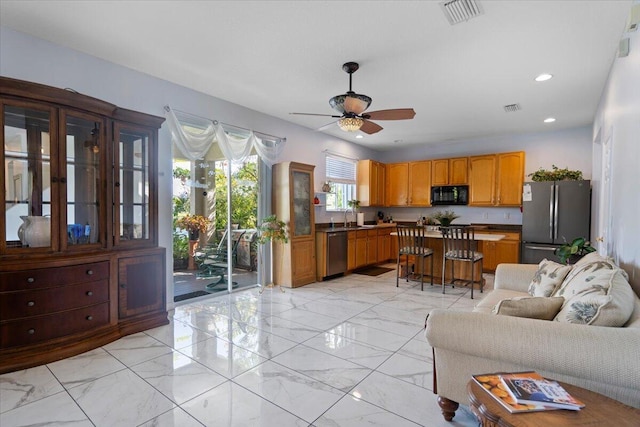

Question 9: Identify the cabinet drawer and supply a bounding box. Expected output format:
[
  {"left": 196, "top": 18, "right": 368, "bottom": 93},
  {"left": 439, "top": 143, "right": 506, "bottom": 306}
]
[
  {"left": 0, "top": 279, "right": 109, "bottom": 321},
  {"left": 0, "top": 302, "right": 110, "bottom": 348},
  {"left": 0, "top": 261, "right": 109, "bottom": 291},
  {"left": 356, "top": 230, "right": 368, "bottom": 238}
]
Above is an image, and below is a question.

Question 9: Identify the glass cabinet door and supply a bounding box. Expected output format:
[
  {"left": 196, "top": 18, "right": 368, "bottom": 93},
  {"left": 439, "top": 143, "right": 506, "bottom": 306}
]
[
  {"left": 61, "top": 111, "right": 104, "bottom": 250},
  {"left": 2, "top": 101, "right": 57, "bottom": 252},
  {"left": 291, "top": 169, "right": 312, "bottom": 237},
  {"left": 114, "top": 123, "right": 154, "bottom": 246}
]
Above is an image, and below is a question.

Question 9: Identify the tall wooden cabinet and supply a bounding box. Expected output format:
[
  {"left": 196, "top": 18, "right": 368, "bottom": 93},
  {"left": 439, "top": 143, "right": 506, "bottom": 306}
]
[
  {"left": 272, "top": 162, "right": 316, "bottom": 287},
  {"left": 0, "top": 77, "right": 167, "bottom": 374}
]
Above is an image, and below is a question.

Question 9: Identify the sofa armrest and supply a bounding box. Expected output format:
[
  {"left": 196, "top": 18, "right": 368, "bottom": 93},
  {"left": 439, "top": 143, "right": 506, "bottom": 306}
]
[
  {"left": 425, "top": 309, "right": 640, "bottom": 391},
  {"left": 494, "top": 263, "right": 538, "bottom": 292}
]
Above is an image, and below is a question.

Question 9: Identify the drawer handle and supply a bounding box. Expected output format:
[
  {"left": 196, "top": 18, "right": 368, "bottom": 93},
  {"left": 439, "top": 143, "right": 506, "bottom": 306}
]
[
  {"left": 86, "top": 315, "right": 93, "bottom": 321},
  {"left": 87, "top": 270, "right": 94, "bottom": 276},
  {"left": 27, "top": 277, "right": 35, "bottom": 283},
  {"left": 28, "top": 328, "right": 35, "bottom": 335},
  {"left": 27, "top": 301, "right": 35, "bottom": 307},
  {"left": 86, "top": 291, "right": 93, "bottom": 296}
]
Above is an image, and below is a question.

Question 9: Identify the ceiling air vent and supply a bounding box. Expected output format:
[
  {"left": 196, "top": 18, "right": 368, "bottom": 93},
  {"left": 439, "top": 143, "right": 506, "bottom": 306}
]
[
  {"left": 504, "top": 104, "right": 521, "bottom": 113},
  {"left": 440, "top": 0, "right": 484, "bottom": 25}
]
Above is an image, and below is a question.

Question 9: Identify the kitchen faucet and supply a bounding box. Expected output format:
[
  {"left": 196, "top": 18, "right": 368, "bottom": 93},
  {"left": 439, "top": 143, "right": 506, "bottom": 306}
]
[{"left": 344, "top": 208, "right": 351, "bottom": 227}]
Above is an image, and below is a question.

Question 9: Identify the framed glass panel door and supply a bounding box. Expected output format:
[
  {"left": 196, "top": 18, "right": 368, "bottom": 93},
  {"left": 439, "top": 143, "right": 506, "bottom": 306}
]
[
  {"left": 61, "top": 111, "right": 104, "bottom": 250},
  {"left": 114, "top": 122, "right": 154, "bottom": 246},
  {"left": 2, "top": 101, "right": 57, "bottom": 253}
]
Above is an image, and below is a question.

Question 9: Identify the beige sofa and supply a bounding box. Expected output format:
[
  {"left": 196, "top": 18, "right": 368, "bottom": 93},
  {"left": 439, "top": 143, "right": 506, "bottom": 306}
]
[{"left": 425, "top": 255, "right": 640, "bottom": 421}]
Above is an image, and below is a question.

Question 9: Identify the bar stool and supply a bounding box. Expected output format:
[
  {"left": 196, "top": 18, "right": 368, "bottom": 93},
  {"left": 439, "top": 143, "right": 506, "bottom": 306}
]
[
  {"left": 441, "top": 225, "right": 484, "bottom": 298},
  {"left": 396, "top": 225, "right": 434, "bottom": 290}
]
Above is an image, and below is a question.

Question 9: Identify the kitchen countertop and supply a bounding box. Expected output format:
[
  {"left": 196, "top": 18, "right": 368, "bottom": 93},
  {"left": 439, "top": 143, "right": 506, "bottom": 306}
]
[{"left": 315, "top": 223, "right": 397, "bottom": 233}]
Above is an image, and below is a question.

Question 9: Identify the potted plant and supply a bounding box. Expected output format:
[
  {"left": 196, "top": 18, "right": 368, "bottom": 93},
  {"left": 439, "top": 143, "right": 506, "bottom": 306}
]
[
  {"left": 257, "top": 214, "right": 288, "bottom": 293},
  {"left": 347, "top": 199, "right": 361, "bottom": 211},
  {"left": 555, "top": 237, "right": 596, "bottom": 264},
  {"left": 529, "top": 165, "right": 583, "bottom": 182},
  {"left": 176, "top": 213, "right": 211, "bottom": 240},
  {"left": 432, "top": 210, "right": 460, "bottom": 227},
  {"left": 172, "top": 231, "right": 189, "bottom": 270}
]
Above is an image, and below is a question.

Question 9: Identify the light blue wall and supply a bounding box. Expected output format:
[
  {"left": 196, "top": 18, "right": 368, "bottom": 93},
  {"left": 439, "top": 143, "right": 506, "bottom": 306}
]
[{"left": 0, "top": 26, "right": 377, "bottom": 305}]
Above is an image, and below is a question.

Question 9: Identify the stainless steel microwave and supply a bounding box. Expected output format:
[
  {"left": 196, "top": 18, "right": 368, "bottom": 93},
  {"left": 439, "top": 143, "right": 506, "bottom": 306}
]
[{"left": 431, "top": 185, "right": 469, "bottom": 205}]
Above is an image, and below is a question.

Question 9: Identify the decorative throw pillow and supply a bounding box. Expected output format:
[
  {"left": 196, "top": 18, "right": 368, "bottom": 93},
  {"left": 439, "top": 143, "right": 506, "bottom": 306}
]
[
  {"left": 528, "top": 259, "right": 573, "bottom": 297},
  {"left": 553, "top": 267, "right": 635, "bottom": 327},
  {"left": 492, "top": 297, "right": 565, "bottom": 320}
]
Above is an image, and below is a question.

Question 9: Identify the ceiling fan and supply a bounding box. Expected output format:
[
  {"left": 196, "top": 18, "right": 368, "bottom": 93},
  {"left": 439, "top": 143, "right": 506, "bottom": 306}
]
[{"left": 290, "top": 62, "right": 416, "bottom": 135}]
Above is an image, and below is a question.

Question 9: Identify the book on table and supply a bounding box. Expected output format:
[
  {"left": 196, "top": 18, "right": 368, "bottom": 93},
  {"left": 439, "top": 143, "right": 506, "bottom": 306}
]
[
  {"left": 472, "top": 373, "right": 561, "bottom": 413},
  {"left": 499, "top": 371, "right": 585, "bottom": 411}
]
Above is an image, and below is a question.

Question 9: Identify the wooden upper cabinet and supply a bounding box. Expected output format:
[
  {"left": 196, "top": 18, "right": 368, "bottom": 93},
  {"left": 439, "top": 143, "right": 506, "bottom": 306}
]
[
  {"left": 408, "top": 160, "right": 431, "bottom": 206},
  {"left": 469, "top": 152, "right": 524, "bottom": 206},
  {"left": 432, "top": 159, "right": 449, "bottom": 186},
  {"left": 469, "top": 155, "right": 496, "bottom": 205},
  {"left": 357, "top": 160, "right": 385, "bottom": 207},
  {"left": 386, "top": 163, "right": 409, "bottom": 206},
  {"left": 449, "top": 157, "right": 468, "bottom": 184},
  {"left": 387, "top": 161, "right": 431, "bottom": 207},
  {"left": 432, "top": 157, "right": 468, "bottom": 186},
  {"left": 496, "top": 151, "right": 525, "bottom": 206}
]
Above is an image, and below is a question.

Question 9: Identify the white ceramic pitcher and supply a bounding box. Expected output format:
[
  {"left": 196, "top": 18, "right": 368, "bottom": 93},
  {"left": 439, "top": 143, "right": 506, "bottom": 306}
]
[{"left": 18, "top": 215, "right": 51, "bottom": 247}]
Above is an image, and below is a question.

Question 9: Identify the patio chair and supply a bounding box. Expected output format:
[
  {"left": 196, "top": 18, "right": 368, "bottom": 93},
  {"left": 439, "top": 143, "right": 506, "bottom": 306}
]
[{"left": 195, "top": 229, "right": 245, "bottom": 287}]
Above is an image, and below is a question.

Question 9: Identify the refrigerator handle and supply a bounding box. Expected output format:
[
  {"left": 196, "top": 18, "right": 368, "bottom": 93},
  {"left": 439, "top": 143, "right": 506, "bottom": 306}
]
[
  {"left": 554, "top": 184, "right": 559, "bottom": 240},
  {"left": 549, "top": 184, "right": 554, "bottom": 240},
  {"left": 524, "top": 245, "right": 557, "bottom": 251}
]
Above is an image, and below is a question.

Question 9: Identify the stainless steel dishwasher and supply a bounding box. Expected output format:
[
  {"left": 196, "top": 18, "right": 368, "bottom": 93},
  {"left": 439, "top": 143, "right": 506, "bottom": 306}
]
[{"left": 326, "top": 231, "right": 348, "bottom": 277}]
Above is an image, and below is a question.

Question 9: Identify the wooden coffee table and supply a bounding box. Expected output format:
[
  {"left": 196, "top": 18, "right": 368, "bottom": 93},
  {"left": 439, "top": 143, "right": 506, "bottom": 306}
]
[{"left": 467, "top": 379, "right": 640, "bottom": 426}]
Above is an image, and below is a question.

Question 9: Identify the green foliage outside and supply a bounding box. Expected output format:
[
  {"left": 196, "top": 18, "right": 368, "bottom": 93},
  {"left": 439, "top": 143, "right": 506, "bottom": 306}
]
[{"left": 214, "top": 160, "right": 258, "bottom": 231}]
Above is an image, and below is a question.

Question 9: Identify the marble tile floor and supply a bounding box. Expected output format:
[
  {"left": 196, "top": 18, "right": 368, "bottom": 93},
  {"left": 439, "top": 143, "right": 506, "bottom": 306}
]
[{"left": 1, "top": 268, "right": 492, "bottom": 427}]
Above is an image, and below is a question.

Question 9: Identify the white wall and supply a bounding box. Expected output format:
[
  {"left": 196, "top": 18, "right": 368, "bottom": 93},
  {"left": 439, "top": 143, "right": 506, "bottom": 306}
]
[
  {"left": 0, "top": 26, "right": 377, "bottom": 307},
  {"left": 591, "top": 6, "right": 640, "bottom": 294}
]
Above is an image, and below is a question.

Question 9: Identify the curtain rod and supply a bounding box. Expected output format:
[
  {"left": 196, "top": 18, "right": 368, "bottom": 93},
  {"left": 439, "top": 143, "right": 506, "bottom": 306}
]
[{"left": 164, "top": 106, "right": 286, "bottom": 142}]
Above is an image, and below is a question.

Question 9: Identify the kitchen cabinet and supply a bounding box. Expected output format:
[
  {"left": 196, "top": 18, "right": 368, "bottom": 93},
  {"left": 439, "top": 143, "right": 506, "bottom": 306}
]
[
  {"left": 357, "top": 159, "right": 385, "bottom": 206},
  {"left": 355, "top": 230, "right": 368, "bottom": 268},
  {"left": 469, "top": 152, "right": 524, "bottom": 206},
  {"left": 481, "top": 231, "right": 521, "bottom": 272},
  {"left": 432, "top": 157, "right": 468, "bottom": 186},
  {"left": 386, "top": 163, "right": 409, "bottom": 206},
  {"left": 366, "top": 229, "right": 378, "bottom": 265},
  {"left": 347, "top": 230, "right": 356, "bottom": 270},
  {"left": 386, "top": 161, "right": 432, "bottom": 207},
  {"left": 0, "top": 77, "right": 166, "bottom": 374},
  {"left": 273, "top": 162, "right": 316, "bottom": 287},
  {"left": 377, "top": 227, "right": 393, "bottom": 263}
]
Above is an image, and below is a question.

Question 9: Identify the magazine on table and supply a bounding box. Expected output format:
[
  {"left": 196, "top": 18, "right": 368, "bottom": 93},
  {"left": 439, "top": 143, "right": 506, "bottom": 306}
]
[
  {"left": 499, "top": 371, "right": 585, "bottom": 411},
  {"left": 472, "top": 373, "right": 562, "bottom": 413}
]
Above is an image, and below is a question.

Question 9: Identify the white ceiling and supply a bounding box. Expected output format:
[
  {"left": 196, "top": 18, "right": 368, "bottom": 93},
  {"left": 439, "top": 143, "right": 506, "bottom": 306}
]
[{"left": 0, "top": 1, "right": 632, "bottom": 150}]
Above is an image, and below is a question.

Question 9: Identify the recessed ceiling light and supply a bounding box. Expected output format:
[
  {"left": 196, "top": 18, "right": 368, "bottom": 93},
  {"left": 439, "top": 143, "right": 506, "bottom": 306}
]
[
  {"left": 544, "top": 117, "right": 556, "bottom": 123},
  {"left": 535, "top": 73, "right": 553, "bottom": 82},
  {"left": 355, "top": 134, "right": 363, "bottom": 139}
]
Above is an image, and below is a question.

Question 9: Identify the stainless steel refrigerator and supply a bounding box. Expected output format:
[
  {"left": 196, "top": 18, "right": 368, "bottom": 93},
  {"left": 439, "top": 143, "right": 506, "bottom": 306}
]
[{"left": 521, "top": 180, "right": 591, "bottom": 264}]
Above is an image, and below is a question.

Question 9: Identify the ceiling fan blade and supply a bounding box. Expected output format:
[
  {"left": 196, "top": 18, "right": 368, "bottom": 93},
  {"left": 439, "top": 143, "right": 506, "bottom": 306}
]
[
  {"left": 363, "top": 108, "right": 416, "bottom": 121},
  {"left": 360, "top": 120, "right": 383, "bottom": 135},
  {"left": 290, "top": 112, "right": 342, "bottom": 118}
]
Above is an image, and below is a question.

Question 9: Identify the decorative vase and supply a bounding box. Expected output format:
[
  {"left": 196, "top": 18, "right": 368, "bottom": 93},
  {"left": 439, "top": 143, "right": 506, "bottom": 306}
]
[
  {"left": 18, "top": 215, "right": 51, "bottom": 247},
  {"left": 438, "top": 219, "right": 453, "bottom": 227},
  {"left": 322, "top": 182, "right": 331, "bottom": 192}
]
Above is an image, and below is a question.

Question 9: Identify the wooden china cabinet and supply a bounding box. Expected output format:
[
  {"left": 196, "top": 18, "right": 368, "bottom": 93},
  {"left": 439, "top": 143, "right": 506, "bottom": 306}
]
[
  {"left": 0, "top": 77, "right": 167, "bottom": 373},
  {"left": 272, "top": 162, "right": 316, "bottom": 287}
]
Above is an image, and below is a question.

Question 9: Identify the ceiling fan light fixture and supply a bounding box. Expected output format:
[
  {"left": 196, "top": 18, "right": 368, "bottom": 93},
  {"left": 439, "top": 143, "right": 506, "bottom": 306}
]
[
  {"left": 338, "top": 117, "right": 364, "bottom": 132},
  {"left": 329, "top": 93, "right": 372, "bottom": 114}
]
